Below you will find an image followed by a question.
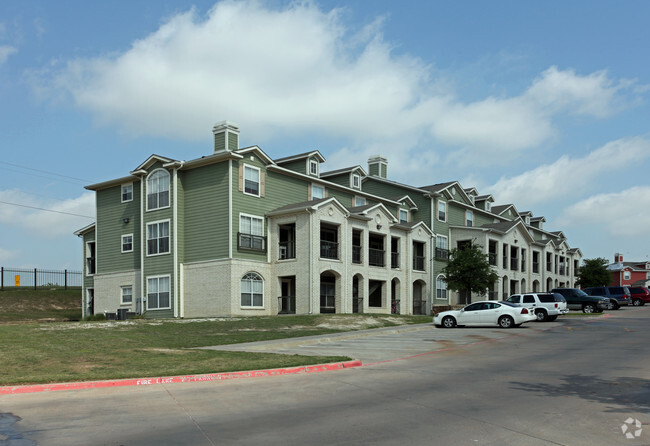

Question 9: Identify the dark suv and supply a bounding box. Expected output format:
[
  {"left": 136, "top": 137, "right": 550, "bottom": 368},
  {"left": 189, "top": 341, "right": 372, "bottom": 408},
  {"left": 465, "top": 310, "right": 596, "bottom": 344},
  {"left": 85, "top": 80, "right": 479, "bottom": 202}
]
[
  {"left": 551, "top": 288, "right": 610, "bottom": 313},
  {"left": 583, "top": 286, "right": 630, "bottom": 310},
  {"left": 628, "top": 287, "right": 650, "bottom": 306}
]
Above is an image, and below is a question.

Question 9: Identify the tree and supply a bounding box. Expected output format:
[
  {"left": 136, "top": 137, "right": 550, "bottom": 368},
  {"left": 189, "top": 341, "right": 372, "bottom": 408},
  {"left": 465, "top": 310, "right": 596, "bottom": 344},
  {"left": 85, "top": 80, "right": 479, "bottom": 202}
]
[
  {"left": 576, "top": 257, "right": 611, "bottom": 288},
  {"left": 442, "top": 243, "right": 499, "bottom": 303}
]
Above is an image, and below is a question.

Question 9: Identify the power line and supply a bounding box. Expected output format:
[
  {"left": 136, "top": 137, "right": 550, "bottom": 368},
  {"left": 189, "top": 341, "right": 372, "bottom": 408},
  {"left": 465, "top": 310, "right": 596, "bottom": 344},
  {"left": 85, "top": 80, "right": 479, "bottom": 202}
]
[
  {"left": 0, "top": 200, "right": 94, "bottom": 219},
  {"left": 0, "top": 161, "right": 91, "bottom": 183}
]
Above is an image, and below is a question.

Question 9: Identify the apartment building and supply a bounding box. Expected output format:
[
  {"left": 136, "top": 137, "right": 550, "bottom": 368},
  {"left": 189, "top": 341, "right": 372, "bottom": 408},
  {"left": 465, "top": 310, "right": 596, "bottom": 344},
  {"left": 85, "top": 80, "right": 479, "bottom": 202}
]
[{"left": 75, "top": 121, "right": 582, "bottom": 318}]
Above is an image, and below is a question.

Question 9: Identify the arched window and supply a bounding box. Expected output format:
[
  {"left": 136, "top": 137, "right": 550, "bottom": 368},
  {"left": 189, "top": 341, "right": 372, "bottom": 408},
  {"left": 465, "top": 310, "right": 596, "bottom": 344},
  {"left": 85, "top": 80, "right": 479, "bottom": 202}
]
[
  {"left": 241, "top": 272, "right": 263, "bottom": 307},
  {"left": 436, "top": 274, "right": 447, "bottom": 299},
  {"left": 147, "top": 169, "right": 170, "bottom": 210}
]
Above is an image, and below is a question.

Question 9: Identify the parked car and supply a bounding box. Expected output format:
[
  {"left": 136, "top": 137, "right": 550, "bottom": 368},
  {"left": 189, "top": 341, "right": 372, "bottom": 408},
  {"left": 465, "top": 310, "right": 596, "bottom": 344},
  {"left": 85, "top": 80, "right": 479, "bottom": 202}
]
[
  {"left": 583, "top": 286, "right": 630, "bottom": 310},
  {"left": 506, "top": 293, "right": 569, "bottom": 322},
  {"left": 628, "top": 287, "right": 650, "bottom": 306},
  {"left": 433, "top": 301, "right": 536, "bottom": 328},
  {"left": 551, "top": 288, "right": 610, "bottom": 313}
]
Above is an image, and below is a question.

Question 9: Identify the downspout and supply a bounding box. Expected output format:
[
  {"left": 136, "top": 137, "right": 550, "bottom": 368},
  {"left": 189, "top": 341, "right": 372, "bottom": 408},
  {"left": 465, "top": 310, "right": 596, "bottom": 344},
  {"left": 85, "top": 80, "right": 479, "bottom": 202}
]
[
  {"left": 140, "top": 178, "right": 145, "bottom": 315},
  {"left": 228, "top": 160, "right": 233, "bottom": 258},
  {"left": 307, "top": 208, "right": 313, "bottom": 314},
  {"left": 173, "top": 162, "right": 184, "bottom": 318}
]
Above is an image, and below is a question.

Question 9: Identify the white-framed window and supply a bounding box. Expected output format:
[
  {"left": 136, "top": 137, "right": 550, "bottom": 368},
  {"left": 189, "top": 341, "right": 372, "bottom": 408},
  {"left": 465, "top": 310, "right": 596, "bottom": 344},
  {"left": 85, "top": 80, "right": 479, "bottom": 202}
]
[
  {"left": 466, "top": 210, "right": 473, "bottom": 227},
  {"left": 121, "top": 183, "right": 133, "bottom": 203},
  {"left": 239, "top": 214, "right": 265, "bottom": 251},
  {"left": 486, "top": 202, "right": 491, "bottom": 212},
  {"left": 352, "top": 174, "right": 361, "bottom": 189},
  {"left": 624, "top": 271, "right": 631, "bottom": 280},
  {"left": 121, "top": 286, "right": 133, "bottom": 304},
  {"left": 311, "top": 184, "right": 325, "bottom": 200},
  {"left": 121, "top": 234, "right": 133, "bottom": 253},
  {"left": 469, "top": 195, "right": 475, "bottom": 205},
  {"left": 309, "top": 159, "right": 319, "bottom": 176},
  {"left": 244, "top": 165, "right": 261, "bottom": 196},
  {"left": 241, "top": 272, "right": 264, "bottom": 307},
  {"left": 525, "top": 216, "right": 531, "bottom": 225},
  {"left": 436, "top": 275, "right": 447, "bottom": 299},
  {"left": 437, "top": 200, "right": 446, "bottom": 222},
  {"left": 147, "top": 220, "right": 170, "bottom": 256},
  {"left": 85, "top": 241, "right": 96, "bottom": 276},
  {"left": 399, "top": 209, "right": 408, "bottom": 223},
  {"left": 435, "top": 235, "right": 449, "bottom": 260},
  {"left": 355, "top": 196, "right": 366, "bottom": 207},
  {"left": 147, "top": 275, "right": 170, "bottom": 310},
  {"left": 146, "top": 169, "right": 170, "bottom": 211}
]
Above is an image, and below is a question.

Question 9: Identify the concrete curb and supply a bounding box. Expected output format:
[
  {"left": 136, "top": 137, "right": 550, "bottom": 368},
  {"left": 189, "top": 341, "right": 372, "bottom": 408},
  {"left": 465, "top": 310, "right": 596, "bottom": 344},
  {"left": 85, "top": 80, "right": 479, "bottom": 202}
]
[{"left": 0, "top": 360, "right": 363, "bottom": 395}]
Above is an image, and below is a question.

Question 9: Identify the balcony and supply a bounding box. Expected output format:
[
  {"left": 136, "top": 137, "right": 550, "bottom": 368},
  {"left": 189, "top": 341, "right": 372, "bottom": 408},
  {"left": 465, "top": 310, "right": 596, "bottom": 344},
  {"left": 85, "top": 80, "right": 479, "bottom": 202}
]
[
  {"left": 369, "top": 248, "right": 385, "bottom": 267},
  {"left": 391, "top": 252, "right": 399, "bottom": 269},
  {"left": 510, "top": 258, "right": 518, "bottom": 271},
  {"left": 488, "top": 253, "right": 497, "bottom": 266},
  {"left": 352, "top": 245, "right": 362, "bottom": 264},
  {"left": 533, "top": 262, "right": 539, "bottom": 274},
  {"left": 279, "top": 241, "right": 295, "bottom": 260},
  {"left": 413, "top": 255, "right": 425, "bottom": 271},
  {"left": 320, "top": 241, "right": 338, "bottom": 259},
  {"left": 278, "top": 296, "right": 296, "bottom": 314},
  {"left": 435, "top": 248, "right": 449, "bottom": 260}
]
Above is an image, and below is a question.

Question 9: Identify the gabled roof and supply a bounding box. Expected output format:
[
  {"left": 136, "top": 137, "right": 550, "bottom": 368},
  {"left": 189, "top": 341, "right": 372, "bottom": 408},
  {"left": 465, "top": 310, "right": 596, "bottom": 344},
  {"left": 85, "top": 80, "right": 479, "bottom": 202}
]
[
  {"left": 490, "top": 204, "right": 518, "bottom": 216},
  {"left": 395, "top": 220, "right": 434, "bottom": 236},
  {"left": 266, "top": 197, "right": 349, "bottom": 217},
  {"left": 321, "top": 165, "right": 367, "bottom": 178},
  {"left": 464, "top": 187, "right": 478, "bottom": 196},
  {"left": 530, "top": 216, "right": 546, "bottom": 223},
  {"left": 550, "top": 231, "right": 566, "bottom": 239},
  {"left": 85, "top": 175, "right": 140, "bottom": 191},
  {"left": 131, "top": 154, "right": 178, "bottom": 174},
  {"left": 274, "top": 150, "right": 326, "bottom": 164},
  {"left": 73, "top": 222, "right": 96, "bottom": 237},
  {"left": 478, "top": 219, "right": 536, "bottom": 243},
  {"left": 348, "top": 202, "right": 398, "bottom": 223},
  {"left": 475, "top": 194, "right": 495, "bottom": 203},
  {"left": 392, "top": 195, "right": 418, "bottom": 210},
  {"left": 235, "top": 145, "right": 276, "bottom": 165},
  {"left": 519, "top": 210, "right": 533, "bottom": 217},
  {"left": 421, "top": 181, "right": 474, "bottom": 205}
]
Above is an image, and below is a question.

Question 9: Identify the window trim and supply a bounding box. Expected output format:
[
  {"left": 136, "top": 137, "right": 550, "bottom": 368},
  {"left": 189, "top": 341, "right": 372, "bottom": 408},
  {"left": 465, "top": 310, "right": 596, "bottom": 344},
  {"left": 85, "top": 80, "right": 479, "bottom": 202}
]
[
  {"left": 121, "top": 285, "right": 133, "bottom": 305},
  {"left": 399, "top": 209, "right": 408, "bottom": 223},
  {"left": 243, "top": 164, "right": 261, "bottom": 197},
  {"left": 146, "top": 169, "right": 171, "bottom": 212},
  {"left": 436, "top": 274, "right": 448, "bottom": 300},
  {"left": 241, "top": 272, "right": 264, "bottom": 309},
  {"left": 354, "top": 196, "right": 366, "bottom": 207},
  {"left": 146, "top": 275, "right": 171, "bottom": 310},
  {"left": 308, "top": 159, "right": 319, "bottom": 177},
  {"left": 121, "top": 233, "right": 134, "bottom": 253},
  {"left": 146, "top": 219, "right": 171, "bottom": 257},
  {"left": 352, "top": 174, "right": 361, "bottom": 189},
  {"left": 121, "top": 183, "right": 133, "bottom": 203},
  {"left": 437, "top": 200, "right": 447, "bottom": 222},
  {"left": 465, "top": 210, "right": 473, "bottom": 227},
  {"left": 238, "top": 213, "right": 266, "bottom": 252},
  {"left": 311, "top": 183, "right": 325, "bottom": 200},
  {"left": 85, "top": 241, "right": 96, "bottom": 276}
]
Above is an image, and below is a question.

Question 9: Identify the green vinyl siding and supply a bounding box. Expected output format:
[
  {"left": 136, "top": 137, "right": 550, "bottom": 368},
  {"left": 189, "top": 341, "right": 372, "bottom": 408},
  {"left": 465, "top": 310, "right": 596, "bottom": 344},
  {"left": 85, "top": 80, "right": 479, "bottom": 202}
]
[
  {"left": 180, "top": 162, "right": 230, "bottom": 263},
  {"left": 214, "top": 132, "right": 226, "bottom": 152},
  {"left": 474, "top": 211, "right": 495, "bottom": 227},
  {"left": 447, "top": 204, "right": 467, "bottom": 227},
  {"left": 323, "top": 174, "right": 350, "bottom": 188},
  {"left": 96, "top": 182, "right": 141, "bottom": 274},
  {"left": 362, "top": 179, "right": 432, "bottom": 227},
  {"left": 232, "top": 157, "right": 308, "bottom": 261},
  {"left": 326, "top": 188, "right": 356, "bottom": 208},
  {"left": 278, "top": 159, "right": 307, "bottom": 175},
  {"left": 228, "top": 133, "right": 239, "bottom": 152}
]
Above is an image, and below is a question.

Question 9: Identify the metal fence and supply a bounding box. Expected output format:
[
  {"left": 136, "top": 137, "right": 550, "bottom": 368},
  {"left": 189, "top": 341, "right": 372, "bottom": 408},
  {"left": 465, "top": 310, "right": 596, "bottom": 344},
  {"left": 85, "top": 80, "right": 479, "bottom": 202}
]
[{"left": 0, "top": 267, "right": 82, "bottom": 290}]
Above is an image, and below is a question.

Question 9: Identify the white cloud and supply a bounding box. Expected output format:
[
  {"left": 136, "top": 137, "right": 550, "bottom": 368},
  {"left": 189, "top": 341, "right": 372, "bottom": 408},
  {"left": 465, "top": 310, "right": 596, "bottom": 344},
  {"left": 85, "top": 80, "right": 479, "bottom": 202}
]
[
  {"left": 486, "top": 136, "right": 650, "bottom": 205},
  {"left": 0, "top": 190, "right": 95, "bottom": 238},
  {"left": 41, "top": 0, "right": 641, "bottom": 161},
  {"left": 559, "top": 186, "right": 650, "bottom": 237},
  {"left": 0, "top": 45, "right": 17, "bottom": 66},
  {"left": 0, "top": 247, "right": 20, "bottom": 264}
]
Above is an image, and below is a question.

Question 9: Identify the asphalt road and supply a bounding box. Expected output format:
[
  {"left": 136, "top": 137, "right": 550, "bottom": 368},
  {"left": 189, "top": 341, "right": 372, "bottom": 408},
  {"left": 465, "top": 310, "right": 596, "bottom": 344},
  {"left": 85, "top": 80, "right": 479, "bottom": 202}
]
[{"left": 2, "top": 308, "right": 650, "bottom": 446}]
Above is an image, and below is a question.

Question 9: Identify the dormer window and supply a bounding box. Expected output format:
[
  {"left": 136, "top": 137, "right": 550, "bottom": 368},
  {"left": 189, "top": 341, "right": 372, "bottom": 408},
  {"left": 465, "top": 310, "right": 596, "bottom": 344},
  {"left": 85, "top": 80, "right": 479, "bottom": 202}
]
[
  {"left": 399, "top": 209, "right": 408, "bottom": 223},
  {"left": 352, "top": 174, "right": 361, "bottom": 189},
  {"left": 525, "top": 216, "right": 531, "bottom": 225},
  {"left": 486, "top": 202, "right": 491, "bottom": 212},
  {"left": 309, "top": 159, "right": 319, "bottom": 176}
]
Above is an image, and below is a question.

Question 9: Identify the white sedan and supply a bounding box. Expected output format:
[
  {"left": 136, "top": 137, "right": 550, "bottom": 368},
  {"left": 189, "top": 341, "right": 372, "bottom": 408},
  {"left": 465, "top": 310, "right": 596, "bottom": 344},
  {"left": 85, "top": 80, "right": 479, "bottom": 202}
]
[{"left": 433, "top": 301, "right": 536, "bottom": 328}]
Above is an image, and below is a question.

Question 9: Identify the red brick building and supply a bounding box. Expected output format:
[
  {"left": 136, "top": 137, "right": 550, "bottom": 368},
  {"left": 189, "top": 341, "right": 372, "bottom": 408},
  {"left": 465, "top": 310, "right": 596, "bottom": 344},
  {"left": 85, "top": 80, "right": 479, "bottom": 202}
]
[{"left": 607, "top": 253, "right": 650, "bottom": 287}]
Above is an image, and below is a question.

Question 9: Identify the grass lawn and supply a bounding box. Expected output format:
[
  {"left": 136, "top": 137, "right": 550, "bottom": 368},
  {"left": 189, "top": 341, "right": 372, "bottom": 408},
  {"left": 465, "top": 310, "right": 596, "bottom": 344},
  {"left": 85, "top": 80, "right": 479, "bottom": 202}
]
[
  {"left": 0, "top": 288, "right": 82, "bottom": 323},
  {"left": 0, "top": 308, "right": 431, "bottom": 385}
]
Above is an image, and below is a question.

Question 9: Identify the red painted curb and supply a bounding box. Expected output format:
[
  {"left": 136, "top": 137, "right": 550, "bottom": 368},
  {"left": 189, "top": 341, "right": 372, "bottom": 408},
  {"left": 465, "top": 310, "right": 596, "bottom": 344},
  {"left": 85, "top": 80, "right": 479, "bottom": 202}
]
[{"left": 0, "top": 360, "right": 363, "bottom": 395}]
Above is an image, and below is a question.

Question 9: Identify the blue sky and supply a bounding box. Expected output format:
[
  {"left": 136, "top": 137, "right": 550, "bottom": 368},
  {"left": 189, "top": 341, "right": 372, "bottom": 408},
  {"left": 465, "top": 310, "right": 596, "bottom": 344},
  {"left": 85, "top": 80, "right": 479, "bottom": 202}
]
[{"left": 1, "top": 0, "right": 649, "bottom": 270}]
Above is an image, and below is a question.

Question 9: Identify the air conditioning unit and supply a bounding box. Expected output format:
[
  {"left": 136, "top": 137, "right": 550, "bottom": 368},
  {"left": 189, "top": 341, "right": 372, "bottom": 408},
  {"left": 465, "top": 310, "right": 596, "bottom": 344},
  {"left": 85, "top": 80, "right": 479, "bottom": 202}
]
[{"left": 279, "top": 246, "right": 287, "bottom": 259}]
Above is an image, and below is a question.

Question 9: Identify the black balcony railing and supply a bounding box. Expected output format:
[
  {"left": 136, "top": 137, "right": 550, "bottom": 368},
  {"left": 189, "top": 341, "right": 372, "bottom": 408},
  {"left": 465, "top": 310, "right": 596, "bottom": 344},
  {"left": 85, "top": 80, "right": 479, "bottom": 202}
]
[
  {"left": 488, "top": 253, "right": 497, "bottom": 266},
  {"left": 279, "top": 241, "right": 295, "bottom": 260},
  {"left": 510, "top": 258, "right": 518, "bottom": 271},
  {"left": 533, "top": 262, "right": 539, "bottom": 273},
  {"left": 320, "top": 241, "right": 338, "bottom": 259},
  {"left": 369, "top": 248, "right": 385, "bottom": 267},
  {"left": 391, "top": 252, "right": 399, "bottom": 269},
  {"left": 238, "top": 233, "right": 266, "bottom": 252},
  {"left": 435, "top": 248, "right": 449, "bottom": 260},
  {"left": 413, "top": 255, "right": 425, "bottom": 271},
  {"left": 352, "top": 245, "right": 362, "bottom": 264}
]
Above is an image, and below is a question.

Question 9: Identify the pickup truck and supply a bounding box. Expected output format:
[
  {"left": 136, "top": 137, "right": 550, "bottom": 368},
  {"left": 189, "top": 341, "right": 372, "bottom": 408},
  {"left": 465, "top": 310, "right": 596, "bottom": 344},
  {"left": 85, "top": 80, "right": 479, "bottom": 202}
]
[{"left": 551, "top": 288, "right": 610, "bottom": 313}]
